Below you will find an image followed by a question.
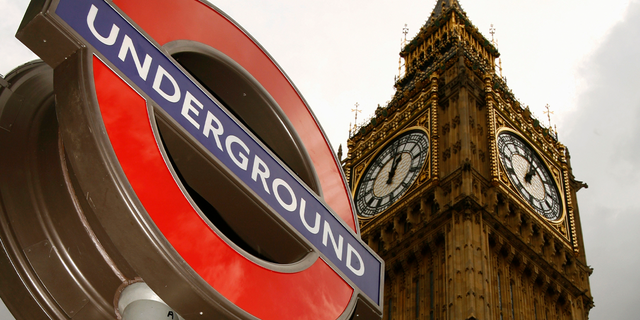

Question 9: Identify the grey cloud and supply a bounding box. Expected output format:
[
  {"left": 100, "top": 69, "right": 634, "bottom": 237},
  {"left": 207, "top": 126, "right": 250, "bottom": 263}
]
[{"left": 564, "top": 1, "right": 640, "bottom": 318}]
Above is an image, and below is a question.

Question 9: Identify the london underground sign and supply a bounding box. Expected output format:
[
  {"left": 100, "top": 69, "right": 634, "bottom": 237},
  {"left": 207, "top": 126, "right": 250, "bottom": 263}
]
[{"left": 7, "top": 0, "right": 383, "bottom": 319}]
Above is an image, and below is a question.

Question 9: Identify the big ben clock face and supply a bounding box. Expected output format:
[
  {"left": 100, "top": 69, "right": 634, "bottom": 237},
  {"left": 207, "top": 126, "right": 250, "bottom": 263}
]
[
  {"left": 354, "top": 130, "right": 429, "bottom": 218},
  {"left": 497, "top": 131, "right": 563, "bottom": 221}
]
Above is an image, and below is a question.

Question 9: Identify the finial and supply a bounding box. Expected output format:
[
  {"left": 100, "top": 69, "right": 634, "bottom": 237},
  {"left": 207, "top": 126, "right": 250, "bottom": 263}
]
[
  {"left": 489, "top": 24, "right": 496, "bottom": 44},
  {"left": 337, "top": 144, "right": 343, "bottom": 161},
  {"left": 402, "top": 24, "right": 409, "bottom": 44},
  {"left": 544, "top": 104, "right": 557, "bottom": 136},
  {"left": 489, "top": 24, "right": 500, "bottom": 50},
  {"left": 351, "top": 102, "right": 361, "bottom": 129},
  {"left": 543, "top": 104, "right": 554, "bottom": 128},
  {"left": 399, "top": 25, "right": 408, "bottom": 78}
]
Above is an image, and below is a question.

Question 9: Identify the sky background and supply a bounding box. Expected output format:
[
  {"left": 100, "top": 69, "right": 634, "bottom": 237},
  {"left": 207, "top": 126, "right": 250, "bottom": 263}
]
[{"left": 1, "top": 0, "right": 638, "bottom": 319}]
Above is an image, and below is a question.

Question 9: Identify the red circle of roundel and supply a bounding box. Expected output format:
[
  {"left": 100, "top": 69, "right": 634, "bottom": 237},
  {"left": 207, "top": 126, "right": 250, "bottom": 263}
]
[
  {"left": 112, "top": 0, "right": 357, "bottom": 232},
  {"left": 94, "top": 57, "right": 353, "bottom": 320},
  {"left": 91, "top": 0, "right": 360, "bottom": 319}
]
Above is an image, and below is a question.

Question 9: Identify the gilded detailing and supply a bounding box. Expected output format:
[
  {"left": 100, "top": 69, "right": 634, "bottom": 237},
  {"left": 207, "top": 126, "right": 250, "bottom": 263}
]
[
  {"left": 485, "top": 73, "right": 499, "bottom": 184},
  {"left": 345, "top": 0, "right": 592, "bottom": 318},
  {"left": 490, "top": 76, "right": 562, "bottom": 166},
  {"left": 559, "top": 144, "right": 579, "bottom": 254},
  {"left": 401, "top": 8, "right": 499, "bottom": 77},
  {"left": 430, "top": 73, "right": 440, "bottom": 184}
]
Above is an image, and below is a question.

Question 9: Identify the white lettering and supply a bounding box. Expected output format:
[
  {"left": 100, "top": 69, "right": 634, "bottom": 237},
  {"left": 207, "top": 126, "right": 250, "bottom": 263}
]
[
  {"left": 225, "top": 135, "right": 249, "bottom": 170},
  {"left": 87, "top": 5, "right": 119, "bottom": 46},
  {"left": 322, "top": 221, "right": 344, "bottom": 261},
  {"left": 118, "top": 35, "right": 152, "bottom": 81},
  {"left": 346, "top": 243, "right": 365, "bottom": 276},
  {"left": 299, "top": 198, "right": 320, "bottom": 234},
  {"left": 152, "top": 65, "right": 181, "bottom": 103},
  {"left": 251, "top": 155, "right": 271, "bottom": 194},
  {"left": 181, "top": 91, "right": 203, "bottom": 129},
  {"left": 273, "top": 178, "right": 296, "bottom": 212},
  {"left": 203, "top": 111, "right": 224, "bottom": 151}
]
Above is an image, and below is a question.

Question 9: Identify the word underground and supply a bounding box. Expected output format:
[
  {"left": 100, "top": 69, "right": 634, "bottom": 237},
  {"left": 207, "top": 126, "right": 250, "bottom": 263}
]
[{"left": 55, "top": 0, "right": 381, "bottom": 303}]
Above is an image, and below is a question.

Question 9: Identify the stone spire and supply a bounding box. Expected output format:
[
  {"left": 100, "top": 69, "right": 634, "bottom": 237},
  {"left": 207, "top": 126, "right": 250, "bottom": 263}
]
[{"left": 426, "top": 0, "right": 463, "bottom": 25}]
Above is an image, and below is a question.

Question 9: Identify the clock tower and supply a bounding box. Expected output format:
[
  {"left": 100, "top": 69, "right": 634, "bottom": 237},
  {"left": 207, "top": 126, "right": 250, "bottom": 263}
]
[{"left": 344, "top": 1, "right": 593, "bottom": 319}]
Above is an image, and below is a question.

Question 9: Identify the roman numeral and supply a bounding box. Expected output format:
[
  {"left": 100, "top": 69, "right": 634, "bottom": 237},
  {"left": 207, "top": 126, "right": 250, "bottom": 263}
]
[{"left": 361, "top": 177, "right": 375, "bottom": 184}]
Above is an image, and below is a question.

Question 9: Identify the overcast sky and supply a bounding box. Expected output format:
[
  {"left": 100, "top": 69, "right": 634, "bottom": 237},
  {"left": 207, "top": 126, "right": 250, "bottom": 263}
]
[{"left": 1, "top": 0, "right": 638, "bottom": 319}]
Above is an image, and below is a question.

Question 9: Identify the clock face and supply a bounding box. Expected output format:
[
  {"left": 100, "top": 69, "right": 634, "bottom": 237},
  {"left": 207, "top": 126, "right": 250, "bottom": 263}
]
[
  {"left": 497, "top": 131, "right": 563, "bottom": 221},
  {"left": 354, "top": 130, "right": 429, "bottom": 218}
]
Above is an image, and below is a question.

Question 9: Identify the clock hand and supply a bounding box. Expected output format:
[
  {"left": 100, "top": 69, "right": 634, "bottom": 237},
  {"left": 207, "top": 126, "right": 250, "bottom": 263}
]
[
  {"left": 524, "top": 163, "right": 536, "bottom": 183},
  {"left": 387, "top": 153, "right": 402, "bottom": 184},
  {"left": 385, "top": 143, "right": 399, "bottom": 183}
]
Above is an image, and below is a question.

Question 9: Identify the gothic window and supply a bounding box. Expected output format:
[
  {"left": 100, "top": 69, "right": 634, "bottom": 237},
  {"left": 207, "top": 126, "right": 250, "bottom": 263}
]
[{"left": 534, "top": 300, "right": 538, "bottom": 320}]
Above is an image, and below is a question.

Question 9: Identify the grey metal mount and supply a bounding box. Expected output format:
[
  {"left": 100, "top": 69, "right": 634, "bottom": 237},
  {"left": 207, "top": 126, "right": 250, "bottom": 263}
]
[{"left": 117, "top": 283, "right": 183, "bottom": 320}]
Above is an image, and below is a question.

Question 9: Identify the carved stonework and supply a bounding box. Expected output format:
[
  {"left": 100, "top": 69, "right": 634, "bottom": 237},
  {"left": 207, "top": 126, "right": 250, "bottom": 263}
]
[{"left": 344, "top": 0, "right": 591, "bottom": 319}]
